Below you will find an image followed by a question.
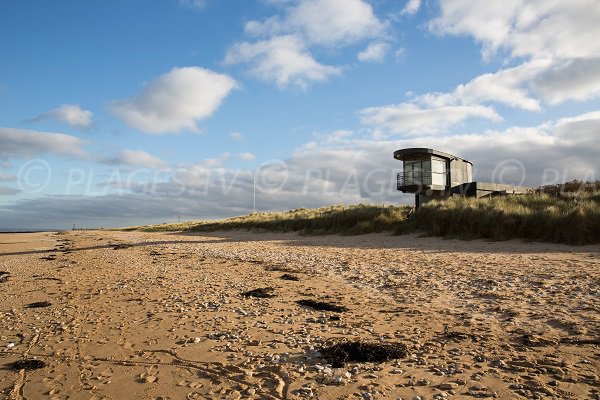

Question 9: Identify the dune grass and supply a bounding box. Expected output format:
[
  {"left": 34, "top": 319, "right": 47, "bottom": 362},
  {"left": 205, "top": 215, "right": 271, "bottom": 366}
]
[
  {"left": 120, "top": 204, "right": 413, "bottom": 235},
  {"left": 414, "top": 192, "right": 600, "bottom": 245},
  {"left": 120, "top": 182, "right": 600, "bottom": 245}
]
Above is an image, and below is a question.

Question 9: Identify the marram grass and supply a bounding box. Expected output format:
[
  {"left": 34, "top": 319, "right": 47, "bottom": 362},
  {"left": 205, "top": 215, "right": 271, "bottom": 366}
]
[
  {"left": 120, "top": 191, "right": 600, "bottom": 245},
  {"left": 413, "top": 192, "right": 600, "bottom": 245},
  {"left": 120, "top": 204, "right": 412, "bottom": 235}
]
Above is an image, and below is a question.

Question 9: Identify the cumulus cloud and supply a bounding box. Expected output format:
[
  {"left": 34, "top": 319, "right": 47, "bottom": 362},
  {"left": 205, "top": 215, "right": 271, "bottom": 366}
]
[
  {"left": 110, "top": 67, "right": 237, "bottom": 134},
  {"left": 0, "top": 127, "right": 87, "bottom": 160},
  {"left": 358, "top": 42, "right": 389, "bottom": 63},
  {"left": 101, "top": 150, "right": 168, "bottom": 169},
  {"left": 239, "top": 152, "right": 256, "bottom": 161},
  {"left": 414, "top": 59, "right": 551, "bottom": 112},
  {"left": 429, "top": 0, "right": 600, "bottom": 61},
  {"left": 426, "top": 0, "right": 600, "bottom": 107},
  {"left": 359, "top": 103, "right": 501, "bottom": 135},
  {"left": 231, "top": 0, "right": 386, "bottom": 88},
  {"left": 229, "top": 132, "right": 243, "bottom": 141},
  {"left": 246, "top": 0, "right": 385, "bottom": 46},
  {"left": 401, "top": 0, "right": 421, "bottom": 16},
  {"left": 225, "top": 35, "right": 342, "bottom": 89},
  {"left": 28, "top": 104, "right": 93, "bottom": 130}
]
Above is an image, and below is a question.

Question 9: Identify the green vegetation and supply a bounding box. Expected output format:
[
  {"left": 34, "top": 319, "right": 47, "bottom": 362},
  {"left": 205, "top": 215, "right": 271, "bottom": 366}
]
[
  {"left": 121, "top": 181, "right": 600, "bottom": 245},
  {"left": 120, "top": 204, "right": 412, "bottom": 235},
  {"left": 414, "top": 192, "right": 600, "bottom": 245}
]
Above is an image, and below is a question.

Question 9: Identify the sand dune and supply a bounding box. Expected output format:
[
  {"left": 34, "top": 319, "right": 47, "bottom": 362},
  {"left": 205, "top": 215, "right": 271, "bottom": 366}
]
[{"left": 0, "top": 231, "right": 598, "bottom": 399}]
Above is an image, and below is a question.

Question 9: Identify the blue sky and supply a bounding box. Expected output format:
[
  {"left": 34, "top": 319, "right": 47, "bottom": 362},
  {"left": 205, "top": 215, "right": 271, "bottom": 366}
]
[{"left": 1, "top": 0, "right": 600, "bottom": 229}]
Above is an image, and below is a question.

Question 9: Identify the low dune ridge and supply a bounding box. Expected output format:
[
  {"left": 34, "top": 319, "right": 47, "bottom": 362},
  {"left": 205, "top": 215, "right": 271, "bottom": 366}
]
[{"left": 0, "top": 230, "right": 599, "bottom": 399}]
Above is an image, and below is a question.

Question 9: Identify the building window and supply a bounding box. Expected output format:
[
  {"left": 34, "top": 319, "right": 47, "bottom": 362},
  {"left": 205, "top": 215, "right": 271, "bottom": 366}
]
[
  {"left": 404, "top": 160, "right": 431, "bottom": 185},
  {"left": 403, "top": 158, "right": 447, "bottom": 187}
]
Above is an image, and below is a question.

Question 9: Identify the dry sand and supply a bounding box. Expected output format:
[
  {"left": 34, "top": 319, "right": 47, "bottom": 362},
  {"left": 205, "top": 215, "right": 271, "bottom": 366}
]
[{"left": 0, "top": 230, "right": 599, "bottom": 400}]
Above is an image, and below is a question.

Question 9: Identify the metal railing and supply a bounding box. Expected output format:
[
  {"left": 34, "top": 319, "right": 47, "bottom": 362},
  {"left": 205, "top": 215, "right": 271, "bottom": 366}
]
[{"left": 397, "top": 172, "right": 432, "bottom": 189}]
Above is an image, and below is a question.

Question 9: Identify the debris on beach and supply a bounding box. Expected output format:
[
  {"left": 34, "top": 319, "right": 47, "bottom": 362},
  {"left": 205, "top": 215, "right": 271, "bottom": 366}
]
[
  {"left": 266, "top": 265, "right": 302, "bottom": 274},
  {"left": 297, "top": 299, "right": 348, "bottom": 312},
  {"left": 25, "top": 301, "right": 52, "bottom": 308},
  {"left": 280, "top": 273, "right": 300, "bottom": 281},
  {"left": 7, "top": 359, "right": 46, "bottom": 371},
  {"left": 241, "top": 287, "right": 276, "bottom": 298},
  {"left": 0, "top": 271, "right": 9, "bottom": 283},
  {"left": 318, "top": 339, "right": 407, "bottom": 367}
]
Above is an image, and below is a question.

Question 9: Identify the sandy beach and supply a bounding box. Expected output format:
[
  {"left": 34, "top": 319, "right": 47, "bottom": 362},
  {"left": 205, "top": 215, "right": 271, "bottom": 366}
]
[{"left": 0, "top": 230, "right": 599, "bottom": 399}]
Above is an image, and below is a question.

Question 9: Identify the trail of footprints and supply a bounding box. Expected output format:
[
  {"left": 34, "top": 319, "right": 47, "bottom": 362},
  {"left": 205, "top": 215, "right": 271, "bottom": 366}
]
[{"left": 0, "top": 231, "right": 598, "bottom": 399}]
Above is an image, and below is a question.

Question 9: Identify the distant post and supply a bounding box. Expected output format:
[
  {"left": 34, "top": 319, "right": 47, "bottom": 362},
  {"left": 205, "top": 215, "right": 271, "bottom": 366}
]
[{"left": 253, "top": 179, "right": 256, "bottom": 214}]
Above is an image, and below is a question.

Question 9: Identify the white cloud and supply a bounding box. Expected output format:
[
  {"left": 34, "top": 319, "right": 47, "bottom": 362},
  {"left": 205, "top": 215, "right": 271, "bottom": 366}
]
[
  {"left": 239, "top": 152, "right": 256, "bottom": 161},
  {"left": 229, "top": 132, "right": 243, "bottom": 141},
  {"left": 358, "top": 42, "right": 389, "bottom": 63},
  {"left": 429, "top": 0, "right": 600, "bottom": 61},
  {"left": 110, "top": 67, "right": 237, "bottom": 134},
  {"left": 246, "top": 0, "right": 385, "bottom": 46},
  {"left": 225, "top": 35, "right": 342, "bottom": 89},
  {"left": 28, "top": 104, "right": 93, "bottom": 130},
  {"left": 0, "top": 127, "right": 87, "bottom": 160},
  {"left": 233, "top": 0, "right": 386, "bottom": 89},
  {"left": 102, "top": 150, "right": 168, "bottom": 169},
  {"left": 401, "top": 0, "right": 421, "bottom": 16},
  {"left": 359, "top": 103, "right": 501, "bottom": 135},
  {"left": 2, "top": 110, "right": 600, "bottom": 229},
  {"left": 423, "top": 1, "right": 600, "bottom": 109},
  {"left": 531, "top": 58, "right": 600, "bottom": 105},
  {"left": 415, "top": 60, "right": 551, "bottom": 112},
  {"left": 286, "top": 0, "right": 385, "bottom": 46},
  {"left": 394, "top": 48, "right": 406, "bottom": 62}
]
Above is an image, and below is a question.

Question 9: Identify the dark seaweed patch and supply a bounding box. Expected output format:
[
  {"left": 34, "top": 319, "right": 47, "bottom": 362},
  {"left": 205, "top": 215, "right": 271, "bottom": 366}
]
[
  {"left": 26, "top": 301, "right": 52, "bottom": 308},
  {"left": 443, "top": 330, "right": 480, "bottom": 342},
  {"left": 561, "top": 337, "right": 600, "bottom": 346},
  {"left": 319, "top": 340, "right": 407, "bottom": 368},
  {"left": 265, "top": 265, "right": 302, "bottom": 274},
  {"left": 280, "top": 273, "right": 300, "bottom": 281},
  {"left": 242, "top": 287, "right": 276, "bottom": 298},
  {"left": 7, "top": 359, "right": 46, "bottom": 371},
  {"left": 296, "top": 299, "right": 347, "bottom": 313}
]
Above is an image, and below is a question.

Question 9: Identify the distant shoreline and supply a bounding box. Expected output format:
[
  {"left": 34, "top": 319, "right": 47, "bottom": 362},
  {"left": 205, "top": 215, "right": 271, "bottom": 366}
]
[{"left": 0, "top": 230, "right": 61, "bottom": 234}]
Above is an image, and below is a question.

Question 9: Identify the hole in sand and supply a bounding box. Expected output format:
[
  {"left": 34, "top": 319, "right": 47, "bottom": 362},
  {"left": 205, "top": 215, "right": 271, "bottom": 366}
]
[
  {"left": 7, "top": 359, "right": 46, "bottom": 371},
  {"left": 26, "top": 301, "right": 52, "bottom": 308},
  {"left": 242, "top": 287, "right": 276, "bottom": 298},
  {"left": 297, "top": 299, "right": 347, "bottom": 313},
  {"left": 319, "top": 340, "right": 407, "bottom": 368},
  {"left": 280, "top": 274, "right": 300, "bottom": 281}
]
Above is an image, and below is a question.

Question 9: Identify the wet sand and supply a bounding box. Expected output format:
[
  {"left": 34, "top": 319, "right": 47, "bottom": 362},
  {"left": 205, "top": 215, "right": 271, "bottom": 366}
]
[{"left": 0, "top": 230, "right": 599, "bottom": 399}]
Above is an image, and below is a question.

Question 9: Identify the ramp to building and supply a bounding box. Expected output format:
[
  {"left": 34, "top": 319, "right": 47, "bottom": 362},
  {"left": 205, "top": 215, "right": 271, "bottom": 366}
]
[{"left": 451, "top": 182, "right": 533, "bottom": 198}]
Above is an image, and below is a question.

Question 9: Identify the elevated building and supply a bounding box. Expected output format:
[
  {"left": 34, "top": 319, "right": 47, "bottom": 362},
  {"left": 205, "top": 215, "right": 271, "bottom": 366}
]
[{"left": 393, "top": 148, "right": 532, "bottom": 208}]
